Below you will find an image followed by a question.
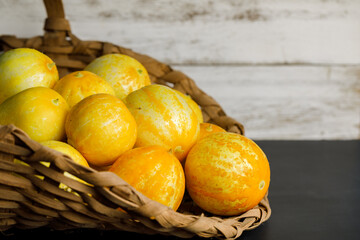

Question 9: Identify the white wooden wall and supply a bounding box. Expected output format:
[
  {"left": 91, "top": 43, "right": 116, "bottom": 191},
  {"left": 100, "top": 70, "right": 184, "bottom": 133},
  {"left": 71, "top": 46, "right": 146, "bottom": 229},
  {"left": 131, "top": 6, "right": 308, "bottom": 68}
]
[{"left": 1, "top": 0, "right": 359, "bottom": 140}]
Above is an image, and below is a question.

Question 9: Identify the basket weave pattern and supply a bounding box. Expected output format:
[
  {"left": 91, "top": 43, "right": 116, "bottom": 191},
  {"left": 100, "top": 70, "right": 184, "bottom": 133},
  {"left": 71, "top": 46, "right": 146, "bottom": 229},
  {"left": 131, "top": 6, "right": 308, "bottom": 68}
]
[
  {"left": 0, "top": 0, "right": 270, "bottom": 239},
  {"left": 0, "top": 124, "right": 271, "bottom": 239}
]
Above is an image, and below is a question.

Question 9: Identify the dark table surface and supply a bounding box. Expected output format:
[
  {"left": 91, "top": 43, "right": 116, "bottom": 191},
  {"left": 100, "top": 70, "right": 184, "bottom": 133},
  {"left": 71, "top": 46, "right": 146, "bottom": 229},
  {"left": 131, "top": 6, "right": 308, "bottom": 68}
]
[{"left": 2, "top": 140, "right": 360, "bottom": 240}]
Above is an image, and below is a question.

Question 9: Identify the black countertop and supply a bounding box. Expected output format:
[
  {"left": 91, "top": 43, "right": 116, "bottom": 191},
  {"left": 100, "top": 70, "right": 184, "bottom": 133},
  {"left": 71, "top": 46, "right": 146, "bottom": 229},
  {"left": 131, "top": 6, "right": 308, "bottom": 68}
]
[{"left": 2, "top": 140, "right": 360, "bottom": 240}]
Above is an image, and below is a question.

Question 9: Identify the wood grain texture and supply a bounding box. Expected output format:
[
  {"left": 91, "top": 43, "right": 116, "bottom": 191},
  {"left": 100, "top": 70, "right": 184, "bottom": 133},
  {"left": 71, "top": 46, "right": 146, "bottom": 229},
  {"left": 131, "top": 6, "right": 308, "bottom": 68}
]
[
  {"left": 174, "top": 65, "right": 360, "bottom": 140},
  {"left": 0, "top": 0, "right": 359, "bottom": 140},
  {"left": 0, "top": 0, "right": 359, "bottom": 64}
]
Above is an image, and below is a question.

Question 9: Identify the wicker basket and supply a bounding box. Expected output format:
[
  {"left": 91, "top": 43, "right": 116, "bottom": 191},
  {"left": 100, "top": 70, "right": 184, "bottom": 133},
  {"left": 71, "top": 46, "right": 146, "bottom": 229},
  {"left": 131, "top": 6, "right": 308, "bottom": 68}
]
[{"left": 0, "top": 0, "right": 271, "bottom": 239}]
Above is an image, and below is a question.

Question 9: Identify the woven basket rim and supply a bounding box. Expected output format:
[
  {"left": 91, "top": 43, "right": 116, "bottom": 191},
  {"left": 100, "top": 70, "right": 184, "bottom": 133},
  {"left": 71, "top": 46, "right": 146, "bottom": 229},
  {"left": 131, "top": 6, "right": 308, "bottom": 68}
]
[{"left": 0, "top": 124, "right": 271, "bottom": 239}]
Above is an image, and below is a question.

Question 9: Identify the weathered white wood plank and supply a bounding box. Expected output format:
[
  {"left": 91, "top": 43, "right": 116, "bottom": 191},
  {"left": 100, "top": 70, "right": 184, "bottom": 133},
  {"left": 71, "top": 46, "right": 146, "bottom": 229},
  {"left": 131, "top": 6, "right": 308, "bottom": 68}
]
[
  {"left": 174, "top": 65, "right": 360, "bottom": 140},
  {"left": 0, "top": 0, "right": 359, "bottom": 65}
]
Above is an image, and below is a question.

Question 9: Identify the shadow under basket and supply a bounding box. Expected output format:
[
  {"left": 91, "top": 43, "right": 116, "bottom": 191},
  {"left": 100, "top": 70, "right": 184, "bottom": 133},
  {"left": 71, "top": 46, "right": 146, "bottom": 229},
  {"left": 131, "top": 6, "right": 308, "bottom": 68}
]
[{"left": 0, "top": 0, "right": 270, "bottom": 239}]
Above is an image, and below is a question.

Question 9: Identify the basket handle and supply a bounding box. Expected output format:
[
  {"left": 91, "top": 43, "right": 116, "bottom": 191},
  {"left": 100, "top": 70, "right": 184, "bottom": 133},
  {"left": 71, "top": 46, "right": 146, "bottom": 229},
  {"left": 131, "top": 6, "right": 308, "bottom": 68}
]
[
  {"left": 42, "top": 0, "right": 94, "bottom": 63},
  {"left": 43, "top": 0, "right": 71, "bottom": 32}
]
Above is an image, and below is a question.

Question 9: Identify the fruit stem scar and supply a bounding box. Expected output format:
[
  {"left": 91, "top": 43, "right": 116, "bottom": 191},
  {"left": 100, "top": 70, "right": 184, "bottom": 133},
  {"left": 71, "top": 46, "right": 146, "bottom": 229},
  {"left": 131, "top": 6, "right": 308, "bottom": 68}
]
[
  {"left": 47, "top": 62, "right": 55, "bottom": 70},
  {"left": 174, "top": 146, "right": 184, "bottom": 153},
  {"left": 206, "top": 125, "right": 213, "bottom": 132},
  {"left": 259, "top": 180, "right": 265, "bottom": 190},
  {"left": 137, "top": 69, "right": 143, "bottom": 74},
  {"left": 52, "top": 98, "right": 59, "bottom": 105},
  {"left": 74, "top": 72, "right": 84, "bottom": 78}
]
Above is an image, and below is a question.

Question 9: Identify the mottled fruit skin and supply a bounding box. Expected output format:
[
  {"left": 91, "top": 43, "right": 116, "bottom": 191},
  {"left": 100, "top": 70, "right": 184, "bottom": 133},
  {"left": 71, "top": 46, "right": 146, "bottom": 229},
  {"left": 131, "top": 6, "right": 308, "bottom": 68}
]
[
  {"left": 109, "top": 146, "right": 185, "bottom": 210},
  {"left": 0, "top": 87, "right": 69, "bottom": 142},
  {"left": 65, "top": 93, "right": 137, "bottom": 167},
  {"left": 185, "top": 132, "right": 270, "bottom": 216},
  {"left": 0, "top": 48, "right": 59, "bottom": 104},
  {"left": 84, "top": 54, "right": 151, "bottom": 100},
  {"left": 125, "top": 84, "right": 200, "bottom": 162},
  {"left": 198, "top": 122, "right": 226, "bottom": 141},
  {"left": 53, "top": 70, "right": 115, "bottom": 108},
  {"left": 174, "top": 90, "right": 203, "bottom": 123}
]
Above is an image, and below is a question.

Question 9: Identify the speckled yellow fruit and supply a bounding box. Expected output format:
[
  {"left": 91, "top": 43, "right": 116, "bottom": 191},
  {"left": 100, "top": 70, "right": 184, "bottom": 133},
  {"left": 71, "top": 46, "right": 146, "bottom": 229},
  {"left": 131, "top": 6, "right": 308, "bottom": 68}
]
[
  {"left": 0, "top": 87, "right": 69, "bottom": 142},
  {"left": 185, "top": 132, "right": 270, "bottom": 216},
  {"left": 65, "top": 93, "right": 137, "bottom": 167},
  {"left": 84, "top": 54, "right": 151, "bottom": 100},
  {"left": 125, "top": 84, "right": 200, "bottom": 162},
  {"left": 41, "top": 140, "right": 91, "bottom": 191},
  {"left": 174, "top": 90, "right": 203, "bottom": 123},
  {"left": 198, "top": 122, "right": 226, "bottom": 141},
  {"left": 53, "top": 71, "right": 115, "bottom": 108},
  {"left": 41, "top": 140, "right": 89, "bottom": 167},
  {"left": 109, "top": 146, "right": 185, "bottom": 211},
  {"left": 0, "top": 48, "right": 59, "bottom": 104}
]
